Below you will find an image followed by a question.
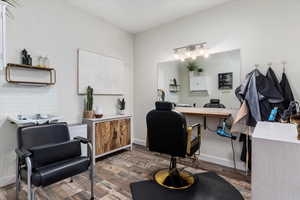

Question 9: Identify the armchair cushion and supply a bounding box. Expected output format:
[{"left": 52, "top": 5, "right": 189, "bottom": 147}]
[
  {"left": 20, "top": 156, "right": 90, "bottom": 187},
  {"left": 29, "top": 140, "right": 81, "bottom": 169}
]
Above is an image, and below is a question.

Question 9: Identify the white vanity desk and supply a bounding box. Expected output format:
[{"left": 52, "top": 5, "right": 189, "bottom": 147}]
[{"left": 252, "top": 122, "right": 300, "bottom": 200}]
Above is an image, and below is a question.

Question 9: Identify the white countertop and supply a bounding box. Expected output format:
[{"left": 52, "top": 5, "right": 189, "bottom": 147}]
[
  {"left": 84, "top": 114, "right": 131, "bottom": 122},
  {"left": 253, "top": 122, "right": 300, "bottom": 144}
]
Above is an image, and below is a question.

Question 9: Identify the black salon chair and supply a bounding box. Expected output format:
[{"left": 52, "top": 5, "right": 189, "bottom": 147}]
[
  {"left": 146, "top": 101, "right": 201, "bottom": 190},
  {"left": 204, "top": 99, "right": 226, "bottom": 108},
  {"left": 15, "top": 122, "right": 94, "bottom": 200}
]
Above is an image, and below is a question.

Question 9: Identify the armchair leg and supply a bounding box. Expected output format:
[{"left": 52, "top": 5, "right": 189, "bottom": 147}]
[
  {"left": 25, "top": 157, "right": 32, "bottom": 200},
  {"left": 27, "top": 179, "right": 32, "bottom": 200},
  {"left": 90, "top": 165, "right": 95, "bottom": 200},
  {"left": 32, "top": 188, "right": 37, "bottom": 200},
  {"left": 15, "top": 158, "right": 20, "bottom": 200}
]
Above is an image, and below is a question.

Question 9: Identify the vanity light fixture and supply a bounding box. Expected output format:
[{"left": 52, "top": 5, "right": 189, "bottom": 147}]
[{"left": 174, "top": 42, "right": 210, "bottom": 61}]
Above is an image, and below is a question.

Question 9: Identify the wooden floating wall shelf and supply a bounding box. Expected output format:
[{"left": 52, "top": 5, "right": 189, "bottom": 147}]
[{"left": 5, "top": 63, "right": 56, "bottom": 86}]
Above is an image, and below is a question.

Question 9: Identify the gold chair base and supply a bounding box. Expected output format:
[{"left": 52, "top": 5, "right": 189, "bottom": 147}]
[{"left": 153, "top": 169, "right": 195, "bottom": 190}]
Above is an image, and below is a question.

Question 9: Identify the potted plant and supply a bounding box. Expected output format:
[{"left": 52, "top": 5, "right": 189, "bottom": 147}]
[
  {"left": 197, "top": 68, "right": 203, "bottom": 73},
  {"left": 186, "top": 61, "right": 199, "bottom": 72},
  {"left": 117, "top": 98, "right": 126, "bottom": 115},
  {"left": 84, "top": 86, "right": 95, "bottom": 118}
]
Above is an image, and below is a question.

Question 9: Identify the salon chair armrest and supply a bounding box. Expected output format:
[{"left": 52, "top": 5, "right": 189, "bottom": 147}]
[
  {"left": 190, "top": 123, "right": 201, "bottom": 129},
  {"left": 186, "top": 123, "right": 201, "bottom": 155},
  {"left": 74, "top": 136, "right": 90, "bottom": 144},
  {"left": 15, "top": 148, "right": 32, "bottom": 160}
]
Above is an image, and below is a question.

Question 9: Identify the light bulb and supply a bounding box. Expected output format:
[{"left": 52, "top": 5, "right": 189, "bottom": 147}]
[
  {"left": 199, "top": 48, "right": 205, "bottom": 56},
  {"left": 204, "top": 52, "right": 210, "bottom": 58},
  {"left": 185, "top": 51, "right": 191, "bottom": 57},
  {"left": 174, "top": 54, "right": 179, "bottom": 60}
]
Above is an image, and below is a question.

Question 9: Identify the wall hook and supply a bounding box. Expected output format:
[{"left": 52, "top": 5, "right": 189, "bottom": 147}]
[
  {"left": 282, "top": 61, "right": 287, "bottom": 73},
  {"left": 267, "top": 62, "right": 272, "bottom": 68}
]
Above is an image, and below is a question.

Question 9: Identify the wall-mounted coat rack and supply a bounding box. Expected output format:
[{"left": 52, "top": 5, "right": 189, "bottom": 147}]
[{"left": 5, "top": 63, "right": 56, "bottom": 86}]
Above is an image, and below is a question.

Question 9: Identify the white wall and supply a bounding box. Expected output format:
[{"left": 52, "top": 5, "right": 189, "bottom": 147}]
[
  {"left": 134, "top": 0, "right": 300, "bottom": 168},
  {"left": 0, "top": 0, "right": 133, "bottom": 186}
]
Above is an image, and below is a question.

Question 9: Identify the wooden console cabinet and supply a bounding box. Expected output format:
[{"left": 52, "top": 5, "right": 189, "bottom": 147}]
[{"left": 84, "top": 115, "right": 132, "bottom": 165}]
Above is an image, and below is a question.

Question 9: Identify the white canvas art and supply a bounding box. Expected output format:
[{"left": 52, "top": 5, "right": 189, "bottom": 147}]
[{"left": 78, "top": 49, "right": 125, "bottom": 95}]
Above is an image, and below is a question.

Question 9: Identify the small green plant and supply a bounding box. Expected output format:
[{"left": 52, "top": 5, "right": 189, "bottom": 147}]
[
  {"left": 186, "top": 61, "right": 199, "bottom": 71},
  {"left": 117, "top": 98, "right": 126, "bottom": 110},
  {"left": 197, "top": 68, "right": 203, "bottom": 73},
  {"left": 86, "top": 86, "right": 93, "bottom": 111}
]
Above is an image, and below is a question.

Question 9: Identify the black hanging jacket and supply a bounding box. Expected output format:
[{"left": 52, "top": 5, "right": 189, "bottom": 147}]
[{"left": 280, "top": 72, "right": 294, "bottom": 109}]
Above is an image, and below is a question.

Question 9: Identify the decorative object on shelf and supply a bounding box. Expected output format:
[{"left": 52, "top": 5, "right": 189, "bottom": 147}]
[
  {"left": 44, "top": 56, "right": 50, "bottom": 68},
  {"left": 157, "top": 89, "right": 165, "bottom": 102},
  {"left": 5, "top": 63, "right": 56, "bottom": 86},
  {"left": 38, "top": 55, "right": 50, "bottom": 68},
  {"left": 95, "top": 106, "right": 103, "bottom": 118},
  {"left": 169, "top": 78, "right": 180, "bottom": 93},
  {"left": 218, "top": 72, "right": 233, "bottom": 90},
  {"left": 21, "top": 49, "right": 32, "bottom": 65},
  {"left": 84, "top": 86, "right": 95, "bottom": 119},
  {"left": 117, "top": 98, "right": 126, "bottom": 115},
  {"left": 174, "top": 42, "right": 210, "bottom": 61}
]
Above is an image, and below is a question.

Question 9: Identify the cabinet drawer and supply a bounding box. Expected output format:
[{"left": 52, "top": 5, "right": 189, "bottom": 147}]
[{"left": 95, "top": 119, "right": 130, "bottom": 155}]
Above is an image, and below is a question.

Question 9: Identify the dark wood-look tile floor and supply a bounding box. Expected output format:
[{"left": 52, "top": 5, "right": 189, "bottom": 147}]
[{"left": 0, "top": 146, "right": 251, "bottom": 200}]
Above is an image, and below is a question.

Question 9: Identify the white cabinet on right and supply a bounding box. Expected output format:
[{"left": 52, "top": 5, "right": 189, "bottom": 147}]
[{"left": 252, "top": 122, "right": 300, "bottom": 200}]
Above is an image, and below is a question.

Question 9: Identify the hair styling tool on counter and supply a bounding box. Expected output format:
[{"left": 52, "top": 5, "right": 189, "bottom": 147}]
[{"left": 216, "top": 121, "right": 237, "bottom": 140}]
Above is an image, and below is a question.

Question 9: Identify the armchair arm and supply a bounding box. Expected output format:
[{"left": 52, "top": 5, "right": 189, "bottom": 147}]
[
  {"left": 74, "top": 137, "right": 93, "bottom": 164},
  {"left": 74, "top": 136, "right": 90, "bottom": 144},
  {"left": 15, "top": 148, "right": 32, "bottom": 160},
  {"left": 186, "top": 123, "right": 202, "bottom": 155}
]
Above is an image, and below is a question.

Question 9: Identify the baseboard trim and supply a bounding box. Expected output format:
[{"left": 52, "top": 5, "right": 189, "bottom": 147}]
[
  {"left": 133, "top": 138, "right": 146, "bottom": 146},
  {"left": 133, "top": 138, "right": 246, "bottom": 171},
  {"left": 0, "top": 175, "right": 15, "bottom": 187},
  {"left": 199, "top": 153, "right": 245, "bottom": 171}
]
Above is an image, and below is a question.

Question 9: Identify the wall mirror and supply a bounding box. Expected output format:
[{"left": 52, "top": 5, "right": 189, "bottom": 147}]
[{"left": 157, "top": 49, "right": 241, "bottom": 109}]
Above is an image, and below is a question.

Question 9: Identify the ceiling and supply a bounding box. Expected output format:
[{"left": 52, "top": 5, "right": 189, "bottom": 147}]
[{"left": 65, "top": 0, "right": 234, "bottom": 33}]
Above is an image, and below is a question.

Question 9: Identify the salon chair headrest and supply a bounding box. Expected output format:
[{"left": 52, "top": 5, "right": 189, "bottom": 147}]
[
  {"left": 210, "top": 99, "right": 220, "bottom": 104},
  {"left": 155, "top": 101, "right": 173, "bottom": 111}
]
